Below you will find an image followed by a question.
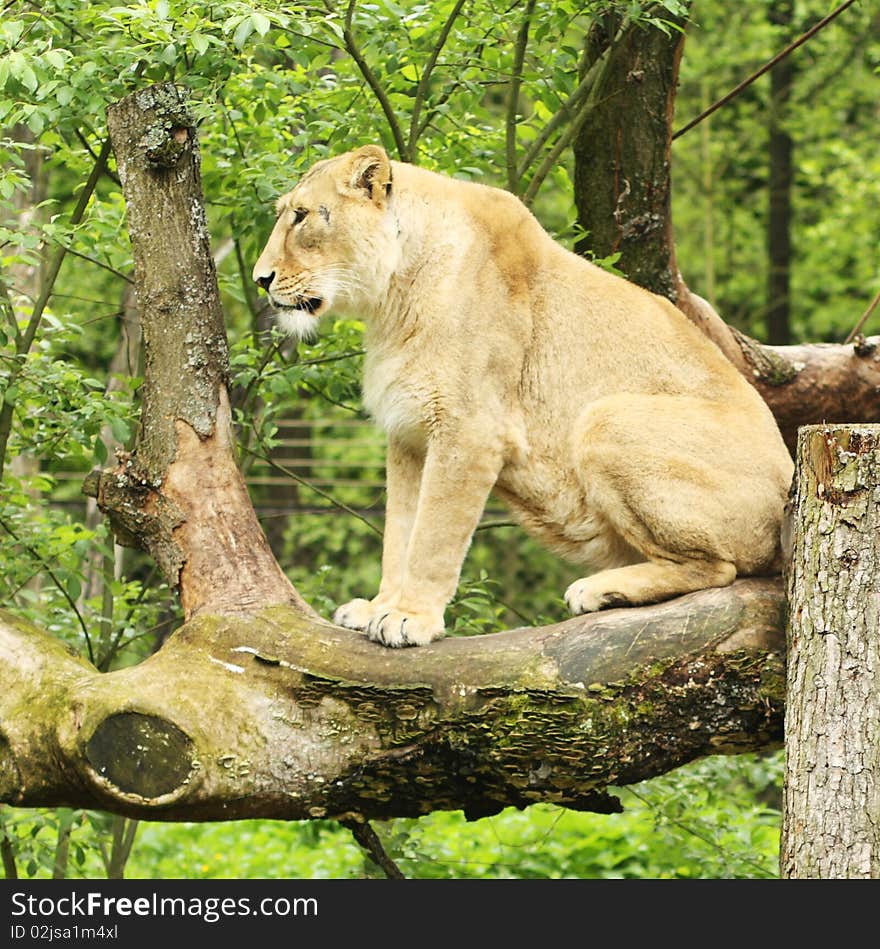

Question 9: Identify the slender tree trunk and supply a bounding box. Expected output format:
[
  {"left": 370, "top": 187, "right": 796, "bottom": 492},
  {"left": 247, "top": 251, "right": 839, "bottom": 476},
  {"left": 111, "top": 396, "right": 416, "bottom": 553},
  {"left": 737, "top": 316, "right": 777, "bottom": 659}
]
[
  {"left": 51, "top": 809, "right": 74, "bottom": 879},
  {"left": 573, "top": 12, "right": 686, "bottom": 301},
  {"left": 88, "top": 84, "right": 308, "bottom": 618},
  {"left": 781, "top": 424, "right": 880, "bottom": 878},
  {"left": 79, "top": 285, "right": 141, "bottom": 639},
  {"left": 1, "top": 125, "right": 48, "bottom": 581},
  {"left": 106, "top": 816, "right": 139, "bottom": 879},
  {"left": 699, "top": 80, "right": 716, "bottom": 308},
  {"left": 1, "top": 835, "right": 17, "bottom": 879},
  {"left": 767, "top": 2, "right": 795, "bottom": 345}
]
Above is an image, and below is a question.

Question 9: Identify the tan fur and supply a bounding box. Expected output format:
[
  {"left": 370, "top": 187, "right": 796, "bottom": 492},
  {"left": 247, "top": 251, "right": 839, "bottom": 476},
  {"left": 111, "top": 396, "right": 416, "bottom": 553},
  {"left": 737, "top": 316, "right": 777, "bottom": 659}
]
[{"left": 254, "top": 145, "right": 794, "bottom": 648}]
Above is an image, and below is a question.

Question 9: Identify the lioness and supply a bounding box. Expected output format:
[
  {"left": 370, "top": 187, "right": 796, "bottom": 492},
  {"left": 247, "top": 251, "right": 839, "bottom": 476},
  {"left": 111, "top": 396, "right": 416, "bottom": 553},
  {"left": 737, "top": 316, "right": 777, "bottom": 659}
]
[{"left": 253, "top": 145, "right": 794, "bottom": 648}]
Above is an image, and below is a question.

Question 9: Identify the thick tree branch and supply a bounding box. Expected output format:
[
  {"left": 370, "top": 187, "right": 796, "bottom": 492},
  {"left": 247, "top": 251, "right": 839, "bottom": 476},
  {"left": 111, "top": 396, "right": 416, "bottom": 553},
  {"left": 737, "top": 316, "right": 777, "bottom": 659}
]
[
  {"left": 676, "top": 292, "right": 880, "bottom": 455},
  {"left": 0, "top": 579, "right": 784, "bottom": 821}
]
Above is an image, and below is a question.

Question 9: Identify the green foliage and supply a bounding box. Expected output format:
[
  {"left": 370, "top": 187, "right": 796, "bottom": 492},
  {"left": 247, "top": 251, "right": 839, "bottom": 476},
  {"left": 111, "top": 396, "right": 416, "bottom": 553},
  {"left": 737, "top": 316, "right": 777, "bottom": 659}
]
[
  {"left": 116, "top": 751, "right": 783, "bottom": 879},
  {"left": 672, "top": 0, "right": 880, "bottom": 342},
  {"left": 2, "top": 322, "right": 135, "bottom": 468},
  {"left": 0, "top": 808, "right": 139, "bottom": 879}
]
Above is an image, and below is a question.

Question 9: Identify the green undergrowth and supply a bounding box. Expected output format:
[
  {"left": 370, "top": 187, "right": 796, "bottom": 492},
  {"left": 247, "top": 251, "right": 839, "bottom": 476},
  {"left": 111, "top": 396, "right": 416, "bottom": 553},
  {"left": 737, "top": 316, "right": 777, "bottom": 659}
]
[{"left": 122, "top": 752, "right": 783, "bottom": 880}]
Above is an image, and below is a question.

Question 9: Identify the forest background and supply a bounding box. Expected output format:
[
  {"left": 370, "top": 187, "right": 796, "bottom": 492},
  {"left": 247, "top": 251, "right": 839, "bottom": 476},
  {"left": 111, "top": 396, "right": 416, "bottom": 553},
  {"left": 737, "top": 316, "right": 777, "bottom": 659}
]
[{"left": 0, "top": 0, "right": 877, "bottom": 879}]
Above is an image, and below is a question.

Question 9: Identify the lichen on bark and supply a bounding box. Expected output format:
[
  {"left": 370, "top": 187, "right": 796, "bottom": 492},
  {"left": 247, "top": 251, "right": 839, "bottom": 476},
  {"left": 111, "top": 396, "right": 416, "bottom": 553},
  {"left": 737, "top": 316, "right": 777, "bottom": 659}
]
[{"left": 106, "top": 82, "right": 228, "bottom": 483}]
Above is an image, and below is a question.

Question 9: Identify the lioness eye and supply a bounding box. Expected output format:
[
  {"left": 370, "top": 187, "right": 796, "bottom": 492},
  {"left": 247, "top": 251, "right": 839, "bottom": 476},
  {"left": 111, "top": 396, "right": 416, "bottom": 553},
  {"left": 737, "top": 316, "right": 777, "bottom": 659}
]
[{"left": 293, "top": 208, "right": 308, "bottom": 225}]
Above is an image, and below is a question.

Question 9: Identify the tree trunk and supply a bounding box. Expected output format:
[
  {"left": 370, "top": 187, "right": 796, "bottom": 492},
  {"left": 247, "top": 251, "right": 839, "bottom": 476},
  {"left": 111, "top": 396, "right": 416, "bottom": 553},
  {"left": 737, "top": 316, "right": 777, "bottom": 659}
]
[
  {"left": 571, "top": 13, "right": 880, "bottom": 454},
  {"left": 1, "top": 124, "right": 49, "bottom": 576},
  {"left": 87, "top": 83, "right": 309, "bottom": 619},
  {"left": 781, "top": 424, "right": 880, "bottom": 878},
  {"left": 573, "top": 12, "right": 685, "bottom": 301}
]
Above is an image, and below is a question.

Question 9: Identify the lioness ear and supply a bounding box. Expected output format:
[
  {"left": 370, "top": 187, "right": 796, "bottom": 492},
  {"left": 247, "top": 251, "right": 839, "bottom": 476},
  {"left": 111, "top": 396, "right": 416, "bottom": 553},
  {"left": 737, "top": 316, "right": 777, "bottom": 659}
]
[{"left": 347, "top": 145, "right": 392, "bottom": 206}]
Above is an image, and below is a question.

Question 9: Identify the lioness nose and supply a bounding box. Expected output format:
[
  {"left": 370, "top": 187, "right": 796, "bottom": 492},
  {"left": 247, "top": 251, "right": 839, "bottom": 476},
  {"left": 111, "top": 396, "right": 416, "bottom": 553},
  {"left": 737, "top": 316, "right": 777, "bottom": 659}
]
[{"left": 255, "top": 271, "right": 275, "bottom": 292}]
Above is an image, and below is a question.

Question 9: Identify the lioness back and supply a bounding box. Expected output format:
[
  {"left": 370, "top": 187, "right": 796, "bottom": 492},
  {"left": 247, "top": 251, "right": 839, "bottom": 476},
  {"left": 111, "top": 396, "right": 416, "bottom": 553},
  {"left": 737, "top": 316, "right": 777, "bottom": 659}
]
[{"left": 254, "top": 145, "right": 794, "bottom": 648}]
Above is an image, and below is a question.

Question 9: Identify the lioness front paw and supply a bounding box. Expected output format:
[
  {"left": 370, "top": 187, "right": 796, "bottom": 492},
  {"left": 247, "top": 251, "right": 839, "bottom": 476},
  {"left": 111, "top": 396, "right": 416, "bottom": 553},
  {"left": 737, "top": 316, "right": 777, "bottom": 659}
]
[
  {"left": 333, "top": 598, "right": 376, "bottom": 631},
  {"left": 366, "top": 608, "right": 445, "bottom": 648},
  {"left": 565, "top": 578, "right": 631, "bottom": 616}
]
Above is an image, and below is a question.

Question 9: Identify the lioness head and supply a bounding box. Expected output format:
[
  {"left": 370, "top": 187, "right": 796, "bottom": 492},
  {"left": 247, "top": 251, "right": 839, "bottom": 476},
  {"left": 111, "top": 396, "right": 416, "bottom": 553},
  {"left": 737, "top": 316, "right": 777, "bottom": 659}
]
[{"left": 253, "top": 145, "right": 396, "bottom": 339}]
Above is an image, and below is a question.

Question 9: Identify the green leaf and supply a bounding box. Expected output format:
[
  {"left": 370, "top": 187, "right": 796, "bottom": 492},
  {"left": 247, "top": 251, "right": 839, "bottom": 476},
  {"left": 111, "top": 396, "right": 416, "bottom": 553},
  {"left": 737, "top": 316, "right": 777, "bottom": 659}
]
[
  {"left": 20, "top": 63, "right": 39, "bottom": 94},
  {"left": 109, "top": 417, "right": 131, "bottom": 444},
  {"left": 233, "top": 17, "right": 255, "bottom": 49},
  {"left": 191, "top": 33, "right": 210, "bottom": 56},
  {"left": 44, "top": 50, "right": 66, "bottom": 71},
  {"left": 64, "top": 574, "right": 81, "bottom": 602},
  {"left": 26, "top": 110, "right": 44, "bottom": 135},
  {"left": 252, "top": 12, "right": 272, "bottom": 37},
  {"left": 2, "top": 19, "right": 24, "bottom": 46}
]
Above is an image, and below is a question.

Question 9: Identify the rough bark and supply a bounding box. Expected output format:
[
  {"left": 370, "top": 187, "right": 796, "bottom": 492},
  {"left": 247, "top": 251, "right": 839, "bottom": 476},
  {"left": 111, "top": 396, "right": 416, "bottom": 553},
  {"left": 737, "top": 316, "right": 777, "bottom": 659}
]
[
  {"left": 84, "top": 83, "right": 309, "bottom": 619},
  {"left": 573, "top": 12, "right": 686, "bottom": 300},
  {"left": 572, "top": 14, "right": 880, "bottom": 454},
  {"left": 781, "top": 424, "right": 880, "bottom": 878},
  {"left": 0, "top": 579, "right": 785, "bottom": 821}
]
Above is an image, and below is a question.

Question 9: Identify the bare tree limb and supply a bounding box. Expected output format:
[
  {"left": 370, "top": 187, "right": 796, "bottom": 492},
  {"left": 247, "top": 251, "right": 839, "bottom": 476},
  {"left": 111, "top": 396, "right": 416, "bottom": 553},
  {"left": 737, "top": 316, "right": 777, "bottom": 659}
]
[{"left": 339, "top": 0, "right": 410, "bottom": 161}]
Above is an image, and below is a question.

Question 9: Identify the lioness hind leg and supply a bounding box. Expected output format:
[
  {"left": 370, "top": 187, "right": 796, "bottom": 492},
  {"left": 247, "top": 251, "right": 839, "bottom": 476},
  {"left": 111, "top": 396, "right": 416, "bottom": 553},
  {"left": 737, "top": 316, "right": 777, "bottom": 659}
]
[
  {"left": 566, "top": 392, "right": 777, "bottom": 615},
  {"left": 565, "top": 558, "right": 736, "bottom": 615}
]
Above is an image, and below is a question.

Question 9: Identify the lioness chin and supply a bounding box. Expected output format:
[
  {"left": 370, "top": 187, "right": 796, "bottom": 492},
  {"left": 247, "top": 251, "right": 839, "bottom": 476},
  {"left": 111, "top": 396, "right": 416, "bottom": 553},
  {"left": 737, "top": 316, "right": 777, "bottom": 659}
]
[{"left": 254, "top": 145, "right": 794, "bottom": 648}]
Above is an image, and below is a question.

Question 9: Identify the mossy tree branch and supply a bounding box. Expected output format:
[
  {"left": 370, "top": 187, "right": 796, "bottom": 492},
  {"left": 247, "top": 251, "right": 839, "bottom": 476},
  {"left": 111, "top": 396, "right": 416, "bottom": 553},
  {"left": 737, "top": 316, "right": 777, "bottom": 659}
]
[{"left": 0, "top": 580, "right": 785, "bottom": 821}]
